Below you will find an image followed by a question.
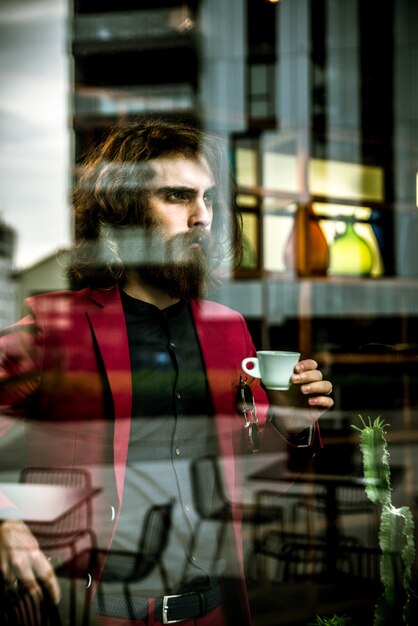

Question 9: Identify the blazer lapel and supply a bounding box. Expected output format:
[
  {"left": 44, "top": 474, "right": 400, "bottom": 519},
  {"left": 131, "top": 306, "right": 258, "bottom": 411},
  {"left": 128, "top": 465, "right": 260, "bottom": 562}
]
[
  {"left": 86, "top": 287, "right": 132, "bottom": 504},
  {"left": 191, "top": 299, "right": 239, "bottom": 499}
]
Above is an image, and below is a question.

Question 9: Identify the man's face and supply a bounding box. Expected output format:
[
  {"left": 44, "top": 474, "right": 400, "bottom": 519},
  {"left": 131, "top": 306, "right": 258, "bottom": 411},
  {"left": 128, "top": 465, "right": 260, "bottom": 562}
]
[
  {"left": 145, "top": 155, "right": 215, "bottom": 240},
  {"left": 131, "top": 154, "right": 218, "bottom": 300}
]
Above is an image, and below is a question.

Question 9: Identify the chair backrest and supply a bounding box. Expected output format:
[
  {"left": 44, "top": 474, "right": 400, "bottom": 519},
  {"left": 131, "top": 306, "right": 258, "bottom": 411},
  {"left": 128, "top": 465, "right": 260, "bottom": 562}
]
[
  {"left": 19, "top": 466, "right": 93, "bottom": 538},
  {"left": 190, "top": 455, "right": 228, "bottom": 519},
  {"left": 107, "top": 501, "right": 174, "bottom": 585},
  {"left": 139, "top": 501, "right": 173, "bottom": 561},
  {"left": 280, "top": 540, "right": 330, "bottom": 580},
  {"left": 347, "top": 544, "right": 381, "bottom": 580},
  {"left": 278, "top": 536, "right": 380, "bottom": 582},
  {"left": 336, "top": 484, "right": 377, "bottom": 512}
]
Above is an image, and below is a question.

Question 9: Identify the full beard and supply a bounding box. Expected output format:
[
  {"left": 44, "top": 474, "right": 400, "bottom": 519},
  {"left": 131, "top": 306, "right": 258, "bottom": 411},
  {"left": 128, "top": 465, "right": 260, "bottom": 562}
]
[{"left": 132, "top": 227, "right": 212, "bottom": 301}]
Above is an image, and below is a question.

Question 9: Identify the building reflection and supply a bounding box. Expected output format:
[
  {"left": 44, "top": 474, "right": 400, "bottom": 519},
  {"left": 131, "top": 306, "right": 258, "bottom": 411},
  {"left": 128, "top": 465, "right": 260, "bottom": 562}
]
[{"left": 1, "top": 0, "right": 418, "bottom": 624}]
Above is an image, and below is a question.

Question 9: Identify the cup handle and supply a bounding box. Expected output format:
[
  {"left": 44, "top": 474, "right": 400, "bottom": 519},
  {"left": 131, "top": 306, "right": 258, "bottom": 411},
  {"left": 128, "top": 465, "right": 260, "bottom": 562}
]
[{"left": 241, "top": 357, "right": 260, "bottom": 378}]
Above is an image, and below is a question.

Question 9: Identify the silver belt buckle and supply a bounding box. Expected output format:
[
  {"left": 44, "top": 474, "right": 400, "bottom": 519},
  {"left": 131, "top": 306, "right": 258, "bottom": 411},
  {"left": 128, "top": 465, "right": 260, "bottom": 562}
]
[{"left": 162, "top": 594, "right": 185, "bottom": 624}]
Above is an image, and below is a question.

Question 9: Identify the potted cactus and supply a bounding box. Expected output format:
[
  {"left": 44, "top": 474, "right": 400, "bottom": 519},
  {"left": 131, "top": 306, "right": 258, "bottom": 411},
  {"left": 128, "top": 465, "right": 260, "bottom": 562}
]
[
  {"left": 351, "top": 415, "right": 415, "bottom": 625},
  {"left": 310, "top": 415, "right": 415, "bottom": 626}
]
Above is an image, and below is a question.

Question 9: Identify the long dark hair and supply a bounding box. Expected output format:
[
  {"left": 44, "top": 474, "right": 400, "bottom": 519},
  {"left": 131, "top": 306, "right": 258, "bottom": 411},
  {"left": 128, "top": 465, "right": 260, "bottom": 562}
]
[{"left": 69, "top": 118, "right": 242, "bottom": 288}]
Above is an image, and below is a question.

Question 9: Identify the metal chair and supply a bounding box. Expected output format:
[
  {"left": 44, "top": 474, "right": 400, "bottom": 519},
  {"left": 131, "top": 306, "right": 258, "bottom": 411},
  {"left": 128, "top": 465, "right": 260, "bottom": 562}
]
[
  {"left": 20, "top": 467, "right": 97, "bottom": 557},
  {"left": 253, "top": 525, "right": 385, "bottom": 584},
  {"left": 58, "top": 500, "right": 173, "bottom": 625},
  {"left": 254, "top": 531, "right": 378, "bottom": 582},
  {"left": 292, "top": 483, "right": 380, "bottom": 546},
  {"left": 19, "top": 466, "right": 97, "bottom": 626},
  {"left": 188, "top": 455, "right": 284, "bottom": 581}
]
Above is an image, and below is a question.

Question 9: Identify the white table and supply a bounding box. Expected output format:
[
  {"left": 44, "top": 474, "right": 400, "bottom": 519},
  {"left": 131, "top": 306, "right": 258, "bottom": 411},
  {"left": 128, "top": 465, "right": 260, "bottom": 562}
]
[{"left": 0, "top": 483, "right": 101, "bottom": 523}]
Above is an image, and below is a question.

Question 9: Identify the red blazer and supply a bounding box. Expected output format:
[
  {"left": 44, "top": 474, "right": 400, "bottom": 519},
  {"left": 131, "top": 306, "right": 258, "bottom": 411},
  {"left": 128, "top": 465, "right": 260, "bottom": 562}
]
[
  {"left": 1, "top": 286, "right": 275, "bottom": 489},
  {"left": 0, "top": 285, "right": 316, "bottom": 623}
]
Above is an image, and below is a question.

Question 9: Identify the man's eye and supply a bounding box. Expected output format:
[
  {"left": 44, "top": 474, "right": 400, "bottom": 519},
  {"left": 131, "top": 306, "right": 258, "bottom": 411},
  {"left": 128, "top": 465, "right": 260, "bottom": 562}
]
[{"left": 167, "top": 191, "right": 185, "bottom": 201}]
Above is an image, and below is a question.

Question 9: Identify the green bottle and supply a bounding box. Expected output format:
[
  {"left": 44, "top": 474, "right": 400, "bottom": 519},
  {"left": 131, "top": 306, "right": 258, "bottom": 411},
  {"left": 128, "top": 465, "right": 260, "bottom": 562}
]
[{"left": 329, "top": 220, "right": 374, "bottom": 276}]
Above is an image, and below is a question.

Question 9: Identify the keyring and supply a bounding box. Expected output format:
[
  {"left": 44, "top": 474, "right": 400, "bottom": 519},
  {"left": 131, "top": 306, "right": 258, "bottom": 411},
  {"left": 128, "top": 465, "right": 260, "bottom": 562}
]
[{"left": 6, "top": 578, "right": 19, "bottom": 591}]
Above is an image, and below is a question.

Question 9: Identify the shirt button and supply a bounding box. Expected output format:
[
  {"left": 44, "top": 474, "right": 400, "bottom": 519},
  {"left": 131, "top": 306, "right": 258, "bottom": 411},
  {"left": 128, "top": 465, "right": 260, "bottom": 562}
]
[
  {"left": 185, "top": 504, "right": 190, "bottom": 512},
  {"left": 175, "top": 448, "right": 181, "bottom": 456},
  {"left": 169, "top": 341, "right": 176, "bottom": 350},
  {"left": 191, "top": 555, "right": 196, "bottom": 561},
  {"left": 176, "top": 391, "right": 181, "bottom": 399}
]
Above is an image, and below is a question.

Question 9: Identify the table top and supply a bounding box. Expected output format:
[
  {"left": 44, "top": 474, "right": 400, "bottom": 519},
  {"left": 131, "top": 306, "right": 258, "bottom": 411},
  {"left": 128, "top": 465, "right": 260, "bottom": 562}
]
[
  {"left": 0, "top": 483, "right": 101, "bottom": 523},
  {"left": 248, "top": 458, "right": 403, "bottom": 488}
]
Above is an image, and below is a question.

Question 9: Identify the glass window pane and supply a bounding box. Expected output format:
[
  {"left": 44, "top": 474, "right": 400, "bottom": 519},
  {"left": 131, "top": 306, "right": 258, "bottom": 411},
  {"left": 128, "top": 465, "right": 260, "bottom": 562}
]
[
  {"left": 75, "top": 84, "right": 194, "bottom": 116},
  {"left": 262, "top": 152, "right": 298, "bottom": 193},
  {"left": 263, "top": 213, "right": 294, "bottom": 272},
  {"left": 250, "top": 99, "right": 269, "bottom": 119},
  {"left": 309, "top": 159, "right": 384, "bottom": 201},
  {"left": 241, "top": 213, "right": 259, "bottom": 269},
  {"left": 236, "top": 147, "right": 258, "bottom": 187},
  {"left": 250, "top": 65, "right": 268, "bottom": 96},
  {"left": 237, "top": 194, "right": 258, "bottom": 208}
]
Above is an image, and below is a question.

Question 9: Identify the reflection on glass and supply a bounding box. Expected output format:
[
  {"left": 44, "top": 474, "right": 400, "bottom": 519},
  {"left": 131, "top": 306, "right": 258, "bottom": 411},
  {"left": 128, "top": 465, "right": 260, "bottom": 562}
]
[
  {"left": 75, "top": 84, "right": 195, "bottom": 117},
  {"left": 241, "top": 213, "right": 258, "bottom": 269},
  {"left": 309, "top": 159, "right": 384, "bottom": 202},
  {"left": 236, "top": 148, "right": 258, "bottom": 188},
  {"left": 263, "top": 205, "right": 295, "bottom": 273},
  {"left": 260, "top": 132, "right": 299, "bottom": 194},
  {"left": 236, "top": 194, "right": 258, "bottom": 208},
  {"left": 416, "top": 172, "right": 418, "bottom": 207},
  {"left": 262, "top": 152, "right": 298, "bottom": 193},
  {"left": 261, "top": 138, "right": 384, "bottom": 202},
  {"left": 249, "top": 64, "right": 275, "bottom": 119}
]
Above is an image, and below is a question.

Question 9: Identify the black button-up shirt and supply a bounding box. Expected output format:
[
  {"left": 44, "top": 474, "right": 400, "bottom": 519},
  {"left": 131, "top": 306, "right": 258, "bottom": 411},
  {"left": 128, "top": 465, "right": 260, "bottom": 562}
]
[{"left": 104, "top": 291, "right": 221, "bottom": 599}]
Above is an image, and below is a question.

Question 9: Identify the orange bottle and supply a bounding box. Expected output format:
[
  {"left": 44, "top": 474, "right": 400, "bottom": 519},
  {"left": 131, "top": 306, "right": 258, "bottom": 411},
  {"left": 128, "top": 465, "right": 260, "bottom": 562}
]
[{"left": 284, "top": 203, "right": 329, "bottom": 276}]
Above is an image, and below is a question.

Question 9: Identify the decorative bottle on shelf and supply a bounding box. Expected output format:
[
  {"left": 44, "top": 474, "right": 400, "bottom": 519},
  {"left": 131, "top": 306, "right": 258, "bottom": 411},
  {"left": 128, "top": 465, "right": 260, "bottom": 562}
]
[
  {"left": 284, "top": 203, "right": 329, "bottom": 276},
  {"left": 370, "top": 209, "right": 387, "bottom": 276},
  {"left": 328, "top": 220, "right": 374, "bottom": 276}
]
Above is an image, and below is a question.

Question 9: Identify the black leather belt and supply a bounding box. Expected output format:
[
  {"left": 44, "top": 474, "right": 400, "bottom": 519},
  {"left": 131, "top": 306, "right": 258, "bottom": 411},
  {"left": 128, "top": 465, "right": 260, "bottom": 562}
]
[
  {"left": 92, "top": 584, "right": 223, "bottom": 623},
  {"left": 155, "top": 585, "right": 223, "bottom": 624}
]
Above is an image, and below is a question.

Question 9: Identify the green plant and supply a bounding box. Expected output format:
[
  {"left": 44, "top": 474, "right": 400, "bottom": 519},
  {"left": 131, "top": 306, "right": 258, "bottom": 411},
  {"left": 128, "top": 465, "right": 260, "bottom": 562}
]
[
  {"left": 352, "top": 415, "right": 415, "bottom": 625},
  {"left": 309, "top": 614, "right": 354, "bottom": 625}
]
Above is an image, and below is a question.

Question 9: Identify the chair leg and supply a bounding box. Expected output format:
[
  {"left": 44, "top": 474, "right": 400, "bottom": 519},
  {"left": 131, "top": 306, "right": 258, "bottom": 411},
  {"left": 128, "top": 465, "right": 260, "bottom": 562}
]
[
  {"left": 213, "top": 521, "right": 228, "bottom": 567},
  {"left": 68, "top": 575, "right": 77, "bottom": 626},
  {"left": 158, "top": 561, "right": 171, "bottom": 594},
  {"left": 81, "top": 580, "right": 92, "bottom": 626},
  {"left": 65, "top": 545, "right": 79, "bottom": 626},
  {"left": 181, "top": 520, "right": 201, "bottom": 583},
  {"left": 124, "top": 584, "right": 136, "bottom": 621},
  {"left": 244, "top": 541, "right": 260, "bottom": 582}
]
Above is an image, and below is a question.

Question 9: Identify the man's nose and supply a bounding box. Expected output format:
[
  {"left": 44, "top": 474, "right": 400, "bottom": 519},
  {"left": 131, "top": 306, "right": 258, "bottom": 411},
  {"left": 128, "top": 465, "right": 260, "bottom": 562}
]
[{"left": 188, "top": 197, "right": 211, "bottom": 228}]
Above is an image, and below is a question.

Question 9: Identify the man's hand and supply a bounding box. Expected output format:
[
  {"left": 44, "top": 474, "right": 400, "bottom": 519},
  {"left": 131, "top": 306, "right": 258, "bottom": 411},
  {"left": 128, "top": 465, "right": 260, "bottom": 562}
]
[
  {"left": 0, "top": 519, "right": 61, "bottom": 604},
  {"left": 266, "top": 358, "right": 334, "bottom": 436}
]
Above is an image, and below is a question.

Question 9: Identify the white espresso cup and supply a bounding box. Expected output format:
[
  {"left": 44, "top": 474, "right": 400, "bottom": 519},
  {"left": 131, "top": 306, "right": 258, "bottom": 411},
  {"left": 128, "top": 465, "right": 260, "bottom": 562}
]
[{"left": 241, "top": 350, "right": 301, "bottom": 390}]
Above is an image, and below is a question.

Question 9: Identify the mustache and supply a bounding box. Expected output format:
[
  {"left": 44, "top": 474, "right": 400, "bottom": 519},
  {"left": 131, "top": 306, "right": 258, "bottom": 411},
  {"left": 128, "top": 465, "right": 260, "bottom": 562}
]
[
  {"left": 95, "top": 224, "right": 213, "bottom": 267},
  {"left": 167, "top": 228, "right": 212, "bottom": 252},
  {"left": 177, "top": 228, "right": 210, "bottom": 243}
]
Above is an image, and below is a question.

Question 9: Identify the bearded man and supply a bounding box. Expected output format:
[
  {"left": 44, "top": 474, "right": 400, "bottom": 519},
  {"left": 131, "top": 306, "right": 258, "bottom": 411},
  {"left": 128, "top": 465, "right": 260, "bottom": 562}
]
[{"left": 0, "top": 118, "right": 333, "bottom": 625}]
